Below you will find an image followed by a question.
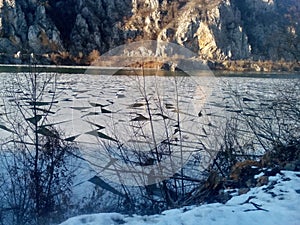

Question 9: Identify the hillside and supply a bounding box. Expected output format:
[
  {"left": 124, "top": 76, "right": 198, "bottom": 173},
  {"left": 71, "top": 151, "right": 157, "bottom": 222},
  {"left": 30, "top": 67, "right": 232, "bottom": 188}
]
[{"left": 0, "top": 0, "right": 299, "bottom": 65}]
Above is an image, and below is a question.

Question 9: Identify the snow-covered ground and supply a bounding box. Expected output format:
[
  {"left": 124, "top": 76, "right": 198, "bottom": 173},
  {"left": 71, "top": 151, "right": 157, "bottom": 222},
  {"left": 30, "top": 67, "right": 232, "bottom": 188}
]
[{"left": 60, "top": 171, "right": 300, "bottom": 225}]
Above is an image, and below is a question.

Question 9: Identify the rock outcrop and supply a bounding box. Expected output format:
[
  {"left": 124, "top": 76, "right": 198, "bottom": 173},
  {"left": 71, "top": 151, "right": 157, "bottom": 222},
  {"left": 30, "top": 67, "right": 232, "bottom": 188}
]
[{"left": 0, "top": 0, "right": 299, "bottom": 64}]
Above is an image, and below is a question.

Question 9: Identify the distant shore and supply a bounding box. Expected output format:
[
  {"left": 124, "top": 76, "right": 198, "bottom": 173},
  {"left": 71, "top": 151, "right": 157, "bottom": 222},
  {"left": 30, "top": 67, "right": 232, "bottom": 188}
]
[
  {"left": 208, "top": 60, "right": 300, "bottom": 73},
  {"left": 0, "top": 59, "right": 299, "bottom": 75}
]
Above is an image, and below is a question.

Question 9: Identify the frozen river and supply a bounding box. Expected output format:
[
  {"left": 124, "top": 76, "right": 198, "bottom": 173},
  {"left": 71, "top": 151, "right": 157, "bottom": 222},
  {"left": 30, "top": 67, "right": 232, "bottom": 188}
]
[{"left": 0, "top": 71, "right": 299, "bottom": 185}]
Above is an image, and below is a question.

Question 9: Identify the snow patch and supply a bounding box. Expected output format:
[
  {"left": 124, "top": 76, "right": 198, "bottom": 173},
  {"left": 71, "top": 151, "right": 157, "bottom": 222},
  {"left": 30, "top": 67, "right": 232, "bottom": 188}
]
[{"left": 60, "top": 171, "right": 300, "bottom": 225}]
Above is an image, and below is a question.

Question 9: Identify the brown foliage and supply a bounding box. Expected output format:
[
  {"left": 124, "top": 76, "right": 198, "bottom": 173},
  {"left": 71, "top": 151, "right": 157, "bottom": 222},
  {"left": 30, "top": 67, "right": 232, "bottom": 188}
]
[
  {"left": 230, "top": 160, "right": 261, "bottom": 182},
  {"left": 88, "top": 49, "right": 100, "bottom": 64}
]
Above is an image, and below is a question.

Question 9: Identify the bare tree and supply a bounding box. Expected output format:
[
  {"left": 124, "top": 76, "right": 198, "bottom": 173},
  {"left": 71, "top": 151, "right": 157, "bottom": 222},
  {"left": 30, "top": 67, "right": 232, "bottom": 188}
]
[
  {"left": 0, "top": 63, "right": 77, "bottom": 225},
  {"left": 82, "top": 63, "right": 214, "bottom": 214}
]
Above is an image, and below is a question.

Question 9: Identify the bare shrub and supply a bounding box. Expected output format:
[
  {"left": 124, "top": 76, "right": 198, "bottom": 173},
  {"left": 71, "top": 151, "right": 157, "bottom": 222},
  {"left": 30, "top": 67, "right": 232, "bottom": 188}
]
[
  {"left": 0, "top": 65, "right": 77, "bottom": 225},
  {"left": 79, "top": 65, "right": 215, "bottom": 214},
  {"left": 211, "top": 78, "right": 300, "bottom": 177}
]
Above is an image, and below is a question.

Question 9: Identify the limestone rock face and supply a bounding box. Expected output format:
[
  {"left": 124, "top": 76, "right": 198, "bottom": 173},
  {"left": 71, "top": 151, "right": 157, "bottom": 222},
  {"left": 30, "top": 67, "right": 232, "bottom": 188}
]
[
  {"left": 0, "top": 0, "right": 299, "bottom": 63},
  {"left": 233, "top": 0, "right": 300, "bottom": 60},
  {"left": 0, "top": 0, "right": 64, "bottom": 58},
  {"left": 161, "top": 1, "right": 251, "bottom": 60},
  {"left": 68, "top": 0, "right": 133, "bottom": 55}
]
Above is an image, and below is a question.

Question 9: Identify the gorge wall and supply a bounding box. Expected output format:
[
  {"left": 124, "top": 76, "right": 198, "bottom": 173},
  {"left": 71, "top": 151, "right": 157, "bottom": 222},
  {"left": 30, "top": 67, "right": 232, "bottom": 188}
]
[{"left": 0, "top": 0, "right": 299, "bottom": 64}]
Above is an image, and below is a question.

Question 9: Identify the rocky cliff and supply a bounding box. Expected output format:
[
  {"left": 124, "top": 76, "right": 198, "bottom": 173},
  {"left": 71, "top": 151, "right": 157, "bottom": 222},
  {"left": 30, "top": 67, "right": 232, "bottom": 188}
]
[{"left": 0, "top": 0, "right": 299, "bottom": 64}]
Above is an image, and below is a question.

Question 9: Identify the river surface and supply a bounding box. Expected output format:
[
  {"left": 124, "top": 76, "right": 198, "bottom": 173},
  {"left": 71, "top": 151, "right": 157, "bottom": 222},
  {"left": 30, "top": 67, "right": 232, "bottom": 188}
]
[{"left": 0, "top": 71, "right": 299, "bottom": 185}]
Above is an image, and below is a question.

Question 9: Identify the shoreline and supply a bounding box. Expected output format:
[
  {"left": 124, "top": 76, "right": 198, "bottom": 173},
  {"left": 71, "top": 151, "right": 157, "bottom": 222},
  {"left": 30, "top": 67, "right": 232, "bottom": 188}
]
[
  {"left": 208, "top": 60, "right": 300, "bottom": 73},
  {"left": 0, "top": 60, "right": 299, "bottom": 75}
]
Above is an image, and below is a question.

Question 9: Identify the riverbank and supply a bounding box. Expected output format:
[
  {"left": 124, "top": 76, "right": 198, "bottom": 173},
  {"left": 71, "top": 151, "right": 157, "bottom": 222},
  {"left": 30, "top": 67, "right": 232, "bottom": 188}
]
[
  {"left": 0, "top": 60, "right": 300, "bottom": 75},
  {"left": 60, "top": 170, "right": 300, "bottom": 225},
  {"left": 208, "top": 60, "right": 300, "bottom": 72}
]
